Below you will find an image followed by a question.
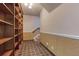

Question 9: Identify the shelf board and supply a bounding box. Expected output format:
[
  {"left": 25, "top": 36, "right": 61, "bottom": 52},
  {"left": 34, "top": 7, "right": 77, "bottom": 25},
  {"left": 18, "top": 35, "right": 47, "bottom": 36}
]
[
  {"left": 15, "top": 49, "right": 20, "bottom": 56},
  {"left": 15, "top": 16, "right": 22, "bottom": 22},
  {"left": 14, "top": 33, "right": 22, "bottom": 37},
  {"left": 18, "top": 33, "right": 22, "bottom": 35},
  {"left": 15, "top": 16, "right": 20, "bottom": 22},
  {"left": 19, "top": 39, "right": 22, "bottom": 43},
  {"left": 15, "top": 42, "right": 19, "bottom": 48},
  {"left": 15, "top": 6, "right": 19, "bottom": 14},
  {"left": 14, "top": 34, "right": 18, "bottom": 37},
  {"left": 15, "top": 28, "right": 18, "bottom": 29},
  {"left": 15, "top": 15, "right": 22, "bottom": 23},
  {"left": 15, "top": 6, "right": 22, "bottom": 17},
  {"left": 0, "top": 19, "right": 13, "bottom": 26},
  {"left": 3, "top": 3, "right": 14, "bottom": 15},
  {"left": 0, "top": 37, "right": 13, "bottom": 45},
  {"left": 2, "top": 50, "right": 13, "bottom": 56},
  {"left": 15, "top": 28, "right": 22, "bottom": 29}
]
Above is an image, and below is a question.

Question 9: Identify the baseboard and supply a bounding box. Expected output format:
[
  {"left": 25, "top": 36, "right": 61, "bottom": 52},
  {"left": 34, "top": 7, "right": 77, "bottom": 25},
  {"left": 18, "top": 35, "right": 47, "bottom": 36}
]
[{"left": 40, "top": 42, "right": 56, "bottom": 56}]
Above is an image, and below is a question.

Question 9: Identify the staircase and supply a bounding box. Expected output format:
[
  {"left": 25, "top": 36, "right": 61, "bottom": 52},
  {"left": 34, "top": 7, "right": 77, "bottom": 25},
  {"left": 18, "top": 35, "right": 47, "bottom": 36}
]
[{"left": 32, "top": 27, "right": 40, "bottom": 43}]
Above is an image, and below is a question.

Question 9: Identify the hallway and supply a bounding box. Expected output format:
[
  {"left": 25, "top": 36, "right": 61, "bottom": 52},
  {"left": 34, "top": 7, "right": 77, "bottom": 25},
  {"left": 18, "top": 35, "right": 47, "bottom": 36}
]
[
  {"left": 20, "top": 40, "right": 53, "bottom": 56},
  {"left": 1, "top": 3, "right": 79, "bottom": 56}
]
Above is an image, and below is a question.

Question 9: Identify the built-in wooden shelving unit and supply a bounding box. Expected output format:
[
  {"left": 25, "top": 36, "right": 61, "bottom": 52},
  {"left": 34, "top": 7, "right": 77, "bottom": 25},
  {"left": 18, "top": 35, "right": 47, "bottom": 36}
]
[
  {"left": 0, "top": 3, "right": 23, "bottom": 56},
  {"left": 0, "top": 37, "right": 13, "bottom": 45},
  {"left": 2, "top": 50, "right": 13, "bottom": 56},
  {"left": 0, "top": 19, "right": 14, "bottom": 26}
]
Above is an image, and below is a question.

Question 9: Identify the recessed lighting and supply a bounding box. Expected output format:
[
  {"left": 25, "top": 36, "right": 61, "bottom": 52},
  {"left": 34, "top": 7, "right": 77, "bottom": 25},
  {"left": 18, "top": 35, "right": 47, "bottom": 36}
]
[
  {"left": 24, "top": 3, "right": 33, "bottom": 9},
  {"left": 28, "top": 5, "right": 32, "bottom": 9}
]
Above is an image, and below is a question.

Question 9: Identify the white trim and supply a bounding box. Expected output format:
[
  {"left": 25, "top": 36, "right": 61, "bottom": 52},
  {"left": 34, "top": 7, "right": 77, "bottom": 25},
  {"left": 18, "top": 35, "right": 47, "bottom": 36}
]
[{"left": 41, "top": 31, "right": 79, "bottom": 39}]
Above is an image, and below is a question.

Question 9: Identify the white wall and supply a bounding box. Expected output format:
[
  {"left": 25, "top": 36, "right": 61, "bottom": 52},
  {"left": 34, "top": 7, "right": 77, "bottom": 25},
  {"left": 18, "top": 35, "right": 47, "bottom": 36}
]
[
  {"left": 40, "top": 4, "right": 79, "bottom": 38},
  {"left": 23, "top": 15, "right": 40, "bottom": 32}
]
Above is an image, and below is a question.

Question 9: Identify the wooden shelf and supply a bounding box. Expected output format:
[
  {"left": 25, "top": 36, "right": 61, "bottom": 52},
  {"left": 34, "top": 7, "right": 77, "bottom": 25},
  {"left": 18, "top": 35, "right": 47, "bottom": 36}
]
[
  {"left": 15, "top": 28, "right": 18, "bottom": 29},
  {"left": 0, "top": 3, "right": 23, "bottom": 56},
  {"left": 15, "top": 28, "right": 22, "bottom": 29},
  {"left": 15, "top": 16, "right": 21, "bottom": 23},
  {"left": 18, "top": 33, "right": 22, "bottom": 35},
  {"left": 0, "top": 37, "right": 13, "bottom": 45},
  {"left": 16, "top": 14, "right": 20, "bottom": 19},
  {"left": 15, "top": 6, "right": 20, "bottom": 14},
  {"left": 15, "top": 5, "right": 22, "bottom": 16},
  {"left": 4, "top": 3, "right": 14, "bottom": 14},
  {"left": 0, "top": 19, "right": 13, "bottom": 26},
  {"left": 15, "top": 42, "right": 19, "bottom": 48},
  {"left": 2, "top": 50, "right": 13, "bottom": 56},
  {"left": 19, "top": 39, "right": 22, "bottom": 43},
  {"left": 3, "top": 3, "right": 14, "bottom": 15},
  {"left": 15, "top": 16, "right": 22, "bottom": 24},
  {"left": 15, "top": 49, "right": 20, "bottom": 56},
  {"left": 14, "top": 33, "right": 22, "bottom": 37},
  {"left": 14, "top": 34, "right": 18, "bottom": 37}
]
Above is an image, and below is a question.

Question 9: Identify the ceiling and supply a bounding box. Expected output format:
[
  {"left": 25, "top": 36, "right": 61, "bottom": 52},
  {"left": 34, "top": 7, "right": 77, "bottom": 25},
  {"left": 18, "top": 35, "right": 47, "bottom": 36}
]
[
  {"left": 21, "top": 3, "right": 61, "bottom": 16},
  {"left": 21, "top": 3, "right": 43, "bottom": 16},
  {"left": 40, "top": 3, "right": 61, "bottom": 12}
]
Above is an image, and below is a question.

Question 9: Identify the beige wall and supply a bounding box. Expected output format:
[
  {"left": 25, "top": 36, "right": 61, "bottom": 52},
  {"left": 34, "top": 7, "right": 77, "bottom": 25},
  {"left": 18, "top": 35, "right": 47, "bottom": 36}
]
[
  {"left": 23, "top": 15, "right": 40, "bottom": 32},
  {"left": 40, "top": 4, "right": 79, "bottom": 55},
  {"left": 23, "top": 15, "right": 40, "bottom": 40},
  {"left": 40, "top": 4, "right": 79, "bottom": 36}
]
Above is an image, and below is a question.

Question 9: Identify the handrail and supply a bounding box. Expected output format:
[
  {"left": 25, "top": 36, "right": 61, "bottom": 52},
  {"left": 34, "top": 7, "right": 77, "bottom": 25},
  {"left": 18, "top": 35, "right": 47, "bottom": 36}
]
[{"left": 32, "top": 27, "right": 40, "bottom": 33}]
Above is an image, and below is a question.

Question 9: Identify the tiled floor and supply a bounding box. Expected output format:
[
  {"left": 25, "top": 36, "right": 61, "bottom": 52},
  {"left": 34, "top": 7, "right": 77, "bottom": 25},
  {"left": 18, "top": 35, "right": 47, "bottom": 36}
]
[
  {"left": 22, "top": 40, "right": 53, "bottom": 56},
  {"left": 16, "top": 40, "right": 53, "bottom": 56}
]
